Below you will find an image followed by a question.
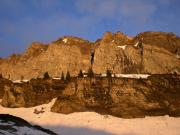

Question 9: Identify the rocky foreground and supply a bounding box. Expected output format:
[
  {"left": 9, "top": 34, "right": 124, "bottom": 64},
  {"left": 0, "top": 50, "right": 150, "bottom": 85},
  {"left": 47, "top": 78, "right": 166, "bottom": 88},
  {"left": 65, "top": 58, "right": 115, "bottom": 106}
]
[
  {"left": 0, "top": 114, "right": 57, "bottom": 135},
  {"left": 0, "top": 31, "right": 180, "bottom": 80},
  {"left": 0, "top": 74, "right": 180, "bottom": 118}
]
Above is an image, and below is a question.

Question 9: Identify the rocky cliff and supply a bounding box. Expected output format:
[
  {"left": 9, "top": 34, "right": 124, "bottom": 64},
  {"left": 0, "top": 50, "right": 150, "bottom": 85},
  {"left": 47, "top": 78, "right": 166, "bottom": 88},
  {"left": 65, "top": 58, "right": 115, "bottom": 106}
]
[
  {"left": 1, "top": 74, "right": 180, "bottom": 118},
  {"left": 0, "top": 78, "right": 66, "bottom": 107},
  {"left": 93, "top": 32, "right": 180, "bottom": 74},
  {"left": 51, "top": 74, "right": 180, "bottom": 118},
  {"left": 0, "top": 31, "right": 180, "bottom": 80}
]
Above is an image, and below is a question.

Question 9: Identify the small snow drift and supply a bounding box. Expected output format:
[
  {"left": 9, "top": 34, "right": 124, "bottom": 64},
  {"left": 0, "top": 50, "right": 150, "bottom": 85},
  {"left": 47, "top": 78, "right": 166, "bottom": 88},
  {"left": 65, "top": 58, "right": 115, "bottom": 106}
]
[
  {"left": 115, "top": 74, "right": 150, "bottom": 79},
  {"left": 63, "top": 38, "right": 68, "bottom": 44},
  {"left": 13, "top": 80, "right": 29, "bottom": 83},
  {"left": 0, "top": 114, "right": 57, "bottom": 135},
  {"left": 134, "top": 41, "right": 139, "bottom": 47},
  {"left": 117, "top": 45, "right": 127, "bottom": 50}
]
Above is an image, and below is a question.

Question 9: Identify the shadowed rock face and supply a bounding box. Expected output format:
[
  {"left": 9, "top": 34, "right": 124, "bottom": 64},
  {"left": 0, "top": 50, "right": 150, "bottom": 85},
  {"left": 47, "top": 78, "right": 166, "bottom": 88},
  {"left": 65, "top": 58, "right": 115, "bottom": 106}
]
[
  {"left": 0, "top": 31, "right": 180, "bottom": 80},
  {"left": 0, "top": 78, "right": 67, "bottom": 107},
  {"left": 51, "top": 74, "right": 180, "bottom": 118},
  {"left": 1, "top": 85, "right": 25, "bottom": 108},
  {"left": 0, "top": 78, "right": 12, "bottom": 98},
  {"left": 0, "top": 114, "right": 57, "bottom": 135}
]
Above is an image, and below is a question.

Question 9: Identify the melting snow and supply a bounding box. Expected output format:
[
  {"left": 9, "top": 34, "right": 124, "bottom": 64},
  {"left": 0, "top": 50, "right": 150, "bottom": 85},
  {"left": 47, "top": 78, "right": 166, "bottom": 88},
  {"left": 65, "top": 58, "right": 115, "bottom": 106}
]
[
  {"left": 13, "top": 80, "right": 29, "bottom": 83},
  {"left": 0, "top": 98, "right": 180, "bottom": 135},
  {"left": 134, "top": 41, "right": 139, "bottom": 47},
  {"left": 101, "top": 73, "right": 107, "bottom": 77},
  {"left": 115, "top": 74, "right": 150, "bottom": 79},
  {"left": 53, "top": 77, "right": 61, "bottom": 80},
  {"left": 100, "top": 74, "right": 150, "bottom": 79},
  {"left": 82, "top": 70, "right": 86, "bottom": 73},
  {"left": 63, "top": 38, "right": 68, "bottom": 44},
  {"left": 117, "top": 45, "right": 127, "bottom": 50}
]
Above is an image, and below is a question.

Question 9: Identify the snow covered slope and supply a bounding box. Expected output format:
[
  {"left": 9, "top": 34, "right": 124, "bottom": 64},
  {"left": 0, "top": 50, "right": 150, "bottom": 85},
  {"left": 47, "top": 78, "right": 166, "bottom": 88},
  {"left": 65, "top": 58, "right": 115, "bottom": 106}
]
[{"left": 0, "top": 99, "right": 180, "bottom": 135}]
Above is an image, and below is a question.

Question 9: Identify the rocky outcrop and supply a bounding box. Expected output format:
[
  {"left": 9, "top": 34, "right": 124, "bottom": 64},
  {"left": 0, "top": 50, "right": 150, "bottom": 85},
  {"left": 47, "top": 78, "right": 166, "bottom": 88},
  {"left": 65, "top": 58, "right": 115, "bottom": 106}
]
[
  {"left": 0, "top": 31, "right": 180, "bottom": 80},
  {"left": 93, "top": 32, "right": 180, "bottom": 74},
  {"left": 0, "top": 78, "right": 12, "bottom": 98},
  {"left": 51, "top": 74, "right": 180, "bottom": 118},
  {"left": 0, "top": 78, "right": 67, "bottom": 107},
  {"left": 1, "top": 85, "right": 25, "bottom": 108},
  {"left": 134, "top": 31, "right": 180, "bottom": 54}
]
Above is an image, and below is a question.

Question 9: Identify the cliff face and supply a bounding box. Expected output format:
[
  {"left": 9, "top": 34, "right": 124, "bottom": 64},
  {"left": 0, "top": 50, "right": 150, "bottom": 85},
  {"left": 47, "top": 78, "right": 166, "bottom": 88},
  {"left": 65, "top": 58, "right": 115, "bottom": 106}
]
[
  {"left": 0, "top": 37, "right": 92, "bottom": 80},
  {"left": 1, "top": 74, "right": 180, "bottom": 118},
  {"left": 0, "top": 78, "right": 66, "bottom": 107},
  {"left": 93, "top": 32, "right": 180, "bottom": 74},
  {"left": 51, "top": 74, "right": 180, "bottom": 118},
  {"left": 0, "top": 31, "right": 180, "bottom": 80}
]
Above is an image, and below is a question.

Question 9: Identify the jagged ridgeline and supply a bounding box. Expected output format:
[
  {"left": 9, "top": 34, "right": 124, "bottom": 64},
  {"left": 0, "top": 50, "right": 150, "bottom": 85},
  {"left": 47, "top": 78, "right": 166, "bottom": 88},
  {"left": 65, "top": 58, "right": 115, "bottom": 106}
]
[{"left": 0, "top": 31, "right": 180, "bottom": 80}]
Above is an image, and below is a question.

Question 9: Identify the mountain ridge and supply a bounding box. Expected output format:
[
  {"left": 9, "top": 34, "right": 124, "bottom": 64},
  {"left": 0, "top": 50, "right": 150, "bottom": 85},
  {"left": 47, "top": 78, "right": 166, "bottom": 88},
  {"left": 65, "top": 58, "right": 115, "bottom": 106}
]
[{"left": 0, "top": 31, "right": 180, "bottom": 80}]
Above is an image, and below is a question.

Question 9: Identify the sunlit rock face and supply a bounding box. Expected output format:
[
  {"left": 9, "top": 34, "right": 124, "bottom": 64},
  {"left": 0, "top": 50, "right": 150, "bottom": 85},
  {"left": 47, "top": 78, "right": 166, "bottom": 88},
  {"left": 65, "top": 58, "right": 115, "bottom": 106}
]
[
  {"left": 93, "top": 31, "right": 180, "bottom": 74},
  {"left": 0, "top": 31, "right": 180, "bottom": 80},
  {"left": 51, "top": 74, "right": 180, "bottom": 118}
]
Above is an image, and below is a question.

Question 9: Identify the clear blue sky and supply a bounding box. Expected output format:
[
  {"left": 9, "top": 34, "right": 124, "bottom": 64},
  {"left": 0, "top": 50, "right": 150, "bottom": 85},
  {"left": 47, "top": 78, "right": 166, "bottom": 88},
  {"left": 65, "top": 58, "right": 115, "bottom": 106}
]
[{"left": 0, "top": 0, "right": 180, "bottom": 57}]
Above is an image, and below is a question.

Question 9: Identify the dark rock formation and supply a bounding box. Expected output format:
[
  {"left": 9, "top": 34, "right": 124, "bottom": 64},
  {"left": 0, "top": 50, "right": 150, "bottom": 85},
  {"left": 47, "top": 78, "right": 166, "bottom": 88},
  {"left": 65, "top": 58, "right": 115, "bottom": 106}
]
[{"left": 0, "top": 114, "right": 57, "bottom": 135}]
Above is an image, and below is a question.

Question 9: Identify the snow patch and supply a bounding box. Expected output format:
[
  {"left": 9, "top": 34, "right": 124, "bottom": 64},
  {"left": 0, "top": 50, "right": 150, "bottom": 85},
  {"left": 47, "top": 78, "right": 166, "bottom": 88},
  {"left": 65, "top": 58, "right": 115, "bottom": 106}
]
[
  {"left": 134, "top": 41, "right": 139, "bottom": 47},
  {"left": 115, "top": 74, "right": 150, "bottom": 79},
  {"left": 63, "top": 38, "right": 68, "bottom": 44},
  {"left": 82, "top": 70, "right": 86, "bottom": 73},
  {"left": 117, "top": 45, "right": 127, "bottom": 50},
  {"left": 13, "top": 80, "right": 29, "bottom": 83},
  {"left": 100, "top": 74, "right": 150, "bottom": 79},
  {"left": 101, "top": 73, "right": 107, "bottom": 77},
  {"left": 53, "top": 77, "right": 60, "bottom": 80}
]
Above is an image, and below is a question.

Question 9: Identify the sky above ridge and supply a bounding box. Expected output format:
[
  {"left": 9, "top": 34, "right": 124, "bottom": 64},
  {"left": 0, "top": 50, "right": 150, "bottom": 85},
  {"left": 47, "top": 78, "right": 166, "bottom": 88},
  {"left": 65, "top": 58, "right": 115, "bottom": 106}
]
[{"left": 0, "top": 0, "right": 180, "bottom": 57}]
